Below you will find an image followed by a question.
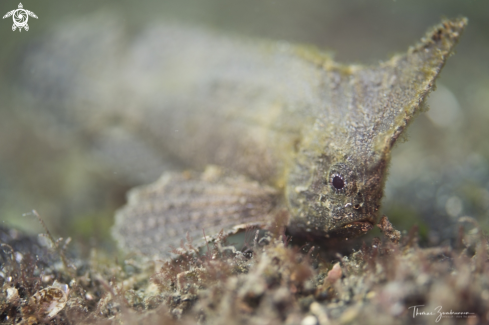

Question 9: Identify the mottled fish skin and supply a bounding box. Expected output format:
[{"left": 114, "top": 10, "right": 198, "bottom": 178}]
[{"left": 18, "top": 18, "right": 466, "bottom": 257}]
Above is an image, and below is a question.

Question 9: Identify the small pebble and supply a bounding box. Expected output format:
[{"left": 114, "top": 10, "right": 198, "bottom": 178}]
[{"left": 301, "top": 315, "right": 319, "bottom": 325}]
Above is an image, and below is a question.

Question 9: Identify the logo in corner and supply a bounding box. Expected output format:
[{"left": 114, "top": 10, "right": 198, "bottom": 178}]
[{"left": 3, "top": 3, "right": 38, "bottom": 32}]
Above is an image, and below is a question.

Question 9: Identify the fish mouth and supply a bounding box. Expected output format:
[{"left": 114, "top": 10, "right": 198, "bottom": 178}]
[
  {"left": 327, "top": 219, "right": 374, "bottom": 239},
  {"left": 341, "top": 220, "right": 374, "bottom": 232}
]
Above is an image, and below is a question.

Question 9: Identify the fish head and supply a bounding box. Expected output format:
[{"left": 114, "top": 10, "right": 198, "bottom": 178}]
[
  {"left": 285, "top": 135, "right": 385, "bottom": 239},
  {"left": 286, "top": 18, "right": 467, "bottom": 240}
]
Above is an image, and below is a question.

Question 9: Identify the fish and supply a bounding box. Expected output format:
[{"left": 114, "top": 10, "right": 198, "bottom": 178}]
[
  {"left": 109, "top": 18, "right": 467, "bottom": 257},
  {"left": 18, "top": 17, "right": 467, "bottom": 258}
]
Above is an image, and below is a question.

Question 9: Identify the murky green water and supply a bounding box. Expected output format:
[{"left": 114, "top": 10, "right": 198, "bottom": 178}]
[{"left": 0, "top": 0, "right": 488, "bottom": 248}]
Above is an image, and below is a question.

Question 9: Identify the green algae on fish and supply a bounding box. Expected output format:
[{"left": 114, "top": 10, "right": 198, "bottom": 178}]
[{"left": 107, "top": 18, "right": 467, "bottom": 257}]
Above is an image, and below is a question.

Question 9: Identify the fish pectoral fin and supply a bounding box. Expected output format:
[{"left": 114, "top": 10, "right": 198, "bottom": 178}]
[{"left": 112, "top": 165, "right": 279, "bottom": 258}]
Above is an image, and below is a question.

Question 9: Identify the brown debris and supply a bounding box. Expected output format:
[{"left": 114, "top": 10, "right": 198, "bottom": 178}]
[{"left": 377, "top": 215, "right": 401, "bottom": 244}]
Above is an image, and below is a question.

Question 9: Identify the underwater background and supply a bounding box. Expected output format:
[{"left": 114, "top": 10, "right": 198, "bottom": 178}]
[{"left": 0, "top": 0, "right": 488, "bottom": 250}]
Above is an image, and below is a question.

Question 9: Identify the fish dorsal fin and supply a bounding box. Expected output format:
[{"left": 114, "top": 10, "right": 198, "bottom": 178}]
[
  {"left": 318, "top": 18, "right": 467, "bottom": 163},
  {"left": 112, "top": 166, "right": 278, "bottom": 258}
]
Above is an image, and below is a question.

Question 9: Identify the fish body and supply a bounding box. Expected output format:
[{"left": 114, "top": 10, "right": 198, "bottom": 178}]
[{"left": 19, "top": 18, "right": 466, "bottom": 257}]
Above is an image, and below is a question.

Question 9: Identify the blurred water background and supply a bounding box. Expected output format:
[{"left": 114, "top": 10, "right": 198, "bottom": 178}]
[{"left": 0, "top": 0, "right": 488, "bottom": 250}]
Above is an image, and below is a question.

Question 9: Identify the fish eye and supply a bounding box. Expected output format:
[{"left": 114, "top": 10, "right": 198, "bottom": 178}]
[
  {"left": 331, "top": 174, "right": 345, "bottom": 191},
  {"left": 328, "top": 163, "right": 357, "bottom": 195}
]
